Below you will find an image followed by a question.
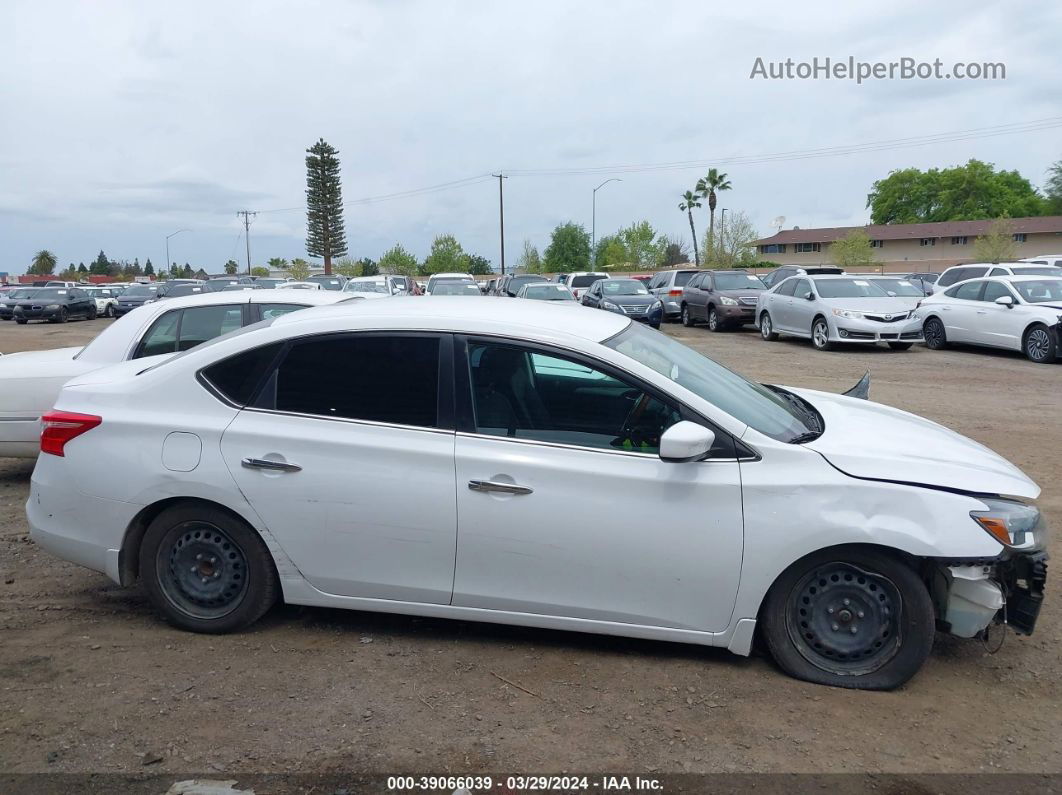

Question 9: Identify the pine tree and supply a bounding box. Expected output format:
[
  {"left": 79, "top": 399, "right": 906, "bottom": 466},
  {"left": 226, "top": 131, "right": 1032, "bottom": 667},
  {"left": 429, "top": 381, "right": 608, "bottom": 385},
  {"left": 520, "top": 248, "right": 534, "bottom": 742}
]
[
  {"left": 144, "top": 259, "right": 154, "bottom": 276},
  {"left": 305, "top": 138, "right": 347, "bottom": 275},
  {"left": 90, "top": 250, "right": 110, "bottom": 275}
]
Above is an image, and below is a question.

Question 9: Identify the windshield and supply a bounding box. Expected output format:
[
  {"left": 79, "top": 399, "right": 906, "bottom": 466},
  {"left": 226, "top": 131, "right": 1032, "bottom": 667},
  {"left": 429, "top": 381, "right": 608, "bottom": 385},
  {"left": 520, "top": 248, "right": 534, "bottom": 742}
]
[
  {"left": 256, "top": 279, "right": 287, "bottom": 288},
  {"left": 433, "top": 282, "right": 481, "bottom": 295},
  {"left": 346, "top": 281, "right": 389, "bottom": 293},
  {"left": 8, "top": 289, "right": 39, "bottom": 299},
  {"left": 165, "top": 285, "right": 206, "bottom": 296},
  {"left": 602, "top": 280, "right": 649, "bottom": 296},
  {"left": 1012, "top": 279, "right": 1062, "bottom": 304},
  {"left": 523, "top": 284, "right": 574, "bottom": 300},
  {"left": 29, "top": 288, "right": 71, "bottom": 300},
  {"left": 1011, "top": 267, "right": 1062, "bottom": 277},
  {"left": 309, "top": 278, "right": 343, "bottom": 290},
  {"left": 714, "top": 273, "right": 765, "bottom": 290},
  {"left": 569, "top": 274, "right": 604, "bottom": 288},
  {"left": 604, "top": 323, "right": 820, "bottom": 443},
  {"left": 869, "top": 278, "right": 924, "bottom": 296},
  {"left": 814, "top": 279, "right": 890, "bottom": 299},
  {"left": 124, "top": 285, "right": 157, "bottom": 297}
]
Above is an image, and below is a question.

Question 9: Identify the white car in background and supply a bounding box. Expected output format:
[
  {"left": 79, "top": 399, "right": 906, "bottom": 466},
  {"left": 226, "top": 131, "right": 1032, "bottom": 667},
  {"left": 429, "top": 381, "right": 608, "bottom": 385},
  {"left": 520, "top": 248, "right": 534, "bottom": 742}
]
[
  {"left": 918, "top": 275, "right": 1062, "bottom": 363},
  {"left": 28, "top": 297, "right": 1046, "bottom": 690},
  {"left": 425, "top": 272, "right": 474, "bottom": 294},
  {"left": 0, "top": 290, "right": 352, "bottom": 457},
  {"left": 1021, "top": 255, "right": 1062, "bottom": 268},
  {"left": 757, "top": 275, "right": 923, "bottom": 351},
  {"left": 930, "top": 262, "right": 1062, "bottom": 294},
  {"left": 281, "top": 281, "right": 322, "bottom": 290},
  {"left": 85, "top": 287, "right": 121, "bottom": 318},
  {"left": 342, "top": 276, "right": 399, "bottom": 299}
]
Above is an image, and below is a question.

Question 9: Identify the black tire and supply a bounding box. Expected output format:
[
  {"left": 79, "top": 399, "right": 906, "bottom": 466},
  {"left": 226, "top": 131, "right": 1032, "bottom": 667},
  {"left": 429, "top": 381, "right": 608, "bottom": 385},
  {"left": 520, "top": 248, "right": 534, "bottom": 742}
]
[
  {"left": 105, "top": 304, "right": 114, "bottom": 318},
  {"left": 760, "top": 547, "right": 935, "bottom": 690},
  {"left": 15, "top": 318, "right": 27, "bottom": 325},
  {"left": 681, "top": 304, "right": 696, "bottom": 327},
  {"left": 708, "top": 306, "right": 724, "bottom": 332},
  {"left": 923, "top": 317, "right": 947, "bottom": 350},
  {"left": 55, "top": 307, "right": 67, "bottom": 324},
  {"left": 139, "top": 503, "right": 279, "bottom": 633},
  {"left": 887, "top": 342, "right": 913, "bottom": 351},
  {"left": 86, "top": 305, "right": 97, "bottom": 320},
  {"left": 1023, "top": 323, "right": 1057, "bottom": 364},
  {"left": 811, "top": 317, "right": 833, "bottom": 351},
  {"left": 759, "top": 312, "right": 778, "bottom": 341}
]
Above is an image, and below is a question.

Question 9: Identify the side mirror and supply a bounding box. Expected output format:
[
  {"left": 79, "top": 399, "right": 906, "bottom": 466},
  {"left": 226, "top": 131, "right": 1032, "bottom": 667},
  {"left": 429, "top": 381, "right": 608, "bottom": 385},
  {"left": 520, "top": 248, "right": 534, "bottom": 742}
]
[
  {"left": 995, "top": 295, "right": 1015, "bottom": 308},
  {"left": 805, "top": 293, "right": 815, "bottom": 301},
  {"left": 659, "top": 421, "right": 715, "bottom": 463}
]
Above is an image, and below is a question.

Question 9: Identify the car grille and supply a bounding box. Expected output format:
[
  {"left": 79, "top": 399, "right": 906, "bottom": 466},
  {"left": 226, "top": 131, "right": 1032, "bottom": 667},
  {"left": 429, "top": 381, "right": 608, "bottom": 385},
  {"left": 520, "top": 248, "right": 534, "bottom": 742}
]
[
  {"left": 738, "top": 297, "right": 758, "bottom": 306},
  {"left": 864, "top": 311, "right": 910, "bottom": 323},
  {"left": 620, "top": 304, "right": 648, "bottom": 314}
]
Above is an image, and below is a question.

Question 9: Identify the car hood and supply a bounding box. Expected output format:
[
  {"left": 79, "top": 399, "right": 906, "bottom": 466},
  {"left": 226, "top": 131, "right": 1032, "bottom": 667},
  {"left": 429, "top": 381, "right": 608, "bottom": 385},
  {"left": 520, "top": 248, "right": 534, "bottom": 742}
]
[
  {"left": 604, "top": 294, "right": 656, "bottom": 304},
  {"left": 118, "top": 295, "right": 153, "bottom": 303},
  {"left": 716, "top": 289, "right": 763, "bottom": 299},
  {"left": 787, "top": 387, "right": 1039, "bottom": 499},
  {"left": 816, "top": 297, "right": 920, "bottom": 313}
]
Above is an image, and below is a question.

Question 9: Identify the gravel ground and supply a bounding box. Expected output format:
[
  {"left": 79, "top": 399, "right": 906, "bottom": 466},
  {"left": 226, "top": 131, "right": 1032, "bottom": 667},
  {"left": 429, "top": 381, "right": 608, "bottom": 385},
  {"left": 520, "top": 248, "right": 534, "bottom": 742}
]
[{"left": 0, "top": 313, "right": 1059, "bottom": 777}]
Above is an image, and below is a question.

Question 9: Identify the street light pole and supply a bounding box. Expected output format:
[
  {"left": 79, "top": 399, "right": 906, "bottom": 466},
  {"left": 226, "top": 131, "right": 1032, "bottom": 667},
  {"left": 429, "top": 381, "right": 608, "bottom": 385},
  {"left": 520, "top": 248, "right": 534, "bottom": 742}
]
[
  {"left": 165, "top": 229, "right": 190, "bottom": 280},
  {"left": 592, "top": 178, "right": 622, "bottom": 265}
]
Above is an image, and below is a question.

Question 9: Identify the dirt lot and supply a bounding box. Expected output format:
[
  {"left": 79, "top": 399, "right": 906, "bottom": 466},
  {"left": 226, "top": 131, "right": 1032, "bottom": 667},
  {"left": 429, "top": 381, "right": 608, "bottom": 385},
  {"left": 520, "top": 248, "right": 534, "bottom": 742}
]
[{"left": 0, "top": 314, "right": 1060, "bottom": 778}]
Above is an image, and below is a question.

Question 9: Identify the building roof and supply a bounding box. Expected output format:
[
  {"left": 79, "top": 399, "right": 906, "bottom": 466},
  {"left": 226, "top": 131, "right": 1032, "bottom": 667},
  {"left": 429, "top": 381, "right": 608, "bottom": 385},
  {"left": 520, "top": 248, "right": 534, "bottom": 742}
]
[{"left": 752, "top": 215, "right": 1062, "bottom": 246}]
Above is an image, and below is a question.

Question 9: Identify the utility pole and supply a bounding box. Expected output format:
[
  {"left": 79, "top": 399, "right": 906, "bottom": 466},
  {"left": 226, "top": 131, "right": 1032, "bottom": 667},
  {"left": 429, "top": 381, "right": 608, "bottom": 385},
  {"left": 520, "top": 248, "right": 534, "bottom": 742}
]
[
  {"left": 492, "top": 173, "right": 507, "bottom": 275},
  {"left": 592, "top": 179, "right": 622, "bottom": 265},
  {"left": 165, "top": 229, "right": 189, "bottom": 280},
  {"left": 237, "top": 211, "right": 257, "bottom": 275}
]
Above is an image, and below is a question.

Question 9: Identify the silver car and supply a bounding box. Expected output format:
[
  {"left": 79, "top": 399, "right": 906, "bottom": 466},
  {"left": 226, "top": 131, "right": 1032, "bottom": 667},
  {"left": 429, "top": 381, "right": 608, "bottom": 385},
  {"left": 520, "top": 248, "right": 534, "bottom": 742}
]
[
  {"left": 646, "top": 268, "right": 701, "bottom": 320},
  {"left": 756, "top": 275, "right": 923, "bottom": 351}
]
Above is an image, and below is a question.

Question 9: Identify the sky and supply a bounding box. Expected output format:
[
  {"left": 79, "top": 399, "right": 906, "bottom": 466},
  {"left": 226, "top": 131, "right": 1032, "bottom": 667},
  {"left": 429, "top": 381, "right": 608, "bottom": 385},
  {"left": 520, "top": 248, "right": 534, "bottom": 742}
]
[{"left": 1, "top": 0, "right": 1060, "bottom": 274}]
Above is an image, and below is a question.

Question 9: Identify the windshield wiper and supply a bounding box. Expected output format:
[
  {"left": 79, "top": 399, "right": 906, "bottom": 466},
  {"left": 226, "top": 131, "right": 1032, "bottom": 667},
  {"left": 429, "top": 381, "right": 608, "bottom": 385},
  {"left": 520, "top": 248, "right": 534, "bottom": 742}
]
[{"left": 788, "top": 430, "right": 823, "bottom": 444}]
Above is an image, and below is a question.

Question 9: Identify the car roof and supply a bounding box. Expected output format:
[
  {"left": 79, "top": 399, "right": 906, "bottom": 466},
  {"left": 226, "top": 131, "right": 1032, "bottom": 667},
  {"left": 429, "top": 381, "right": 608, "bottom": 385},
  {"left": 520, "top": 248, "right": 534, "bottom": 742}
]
[
  {"left": 429, "top": 272, "right": 473, "bottom": 279},
  {"left": 272, "top": 295, "right": 628, "bottom": 342},
  {"left": 989, "top": 274, "right": 1062, "bottom": 282}
]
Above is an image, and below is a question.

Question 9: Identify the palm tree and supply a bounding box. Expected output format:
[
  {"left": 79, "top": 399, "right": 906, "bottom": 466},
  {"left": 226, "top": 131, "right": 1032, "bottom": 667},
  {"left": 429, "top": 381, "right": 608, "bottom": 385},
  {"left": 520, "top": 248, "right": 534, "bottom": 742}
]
[
  {"left": 28, "top": 249, "right": 58, "bottom": 276},
  {"left": 678, "top": 191, "right": 702, "bottom": 265},
  {"left": 696, "top": 169, "right": 732, "bottom": 260}
]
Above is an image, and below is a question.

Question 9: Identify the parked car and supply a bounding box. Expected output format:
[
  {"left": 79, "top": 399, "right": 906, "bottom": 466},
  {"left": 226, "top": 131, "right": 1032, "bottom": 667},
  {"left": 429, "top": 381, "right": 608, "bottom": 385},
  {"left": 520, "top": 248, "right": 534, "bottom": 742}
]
[
  {"left": 759, "top": 266, "right": 845, "bottom": 290},
  {"left": 29, "top": 297, "right": 1046, "bottom": 689},
  {"left": 1021, "top": 255, "right": 1062, "bottom": 268},
  {"left": 516, "top": 283, "right": 578, "bottom": 302},
  {"left": 159, "top": 283, "right": 209, "bottom": 300},
  {"left": 499, "top": 274, "right": 549, "bottom": 297},
  {"left": 429, "top": 282, "right": 483, "bottom": 296},
  {"left": 757, "top": 275, "right": 922, "bottom": 351},
  {"left": 680, "top": 270, "right": 765, "bottom": 331},
  {"left": 84, "top": 287, "right": 121, "bottom": 318},
  {"left": 483, "top": 278, "right": 498, "bottom": 295},
  {"left": 305, "top": 275, "right": 346, "bottom": 291},
  {"left": 646, "top": 269, "right": 701, "bottom": 320},
  {"left": 564, "top": 271, "right": 608, "bottom": 302},
  {"left": 931, "top": 262, "right": 1062, "bottom": 294},
  {"left": 388, "top": 275, "right": 421, "bottom": 296},
  {"left": 901, "top": 272, "right": 940, "bottom": 293},
  {"left": 282, "top": 281, "right": 322, "bottom": 290},
  {"left": 0, "top": 290, "right": 354, "bottom": 458},
  {"left": 343, "top": 276, "right": 399, "bottom": 299},
  {"left": 114, "top": 283, "right": 162, "bottom": 316},
  {"left": 10, "top": 286, "right": 98, "bottom": 324},
  {"left": 44, "top": 280, "right": 79, "bottom": 288},
  {"left": 0, "top": 288, "right": 40, "bottom": 320},
  {"left": 426, "top": 273, "right": 474, "bottom": 294},
  {"left": 582, "top": 278, "right": 663, "bottom": 328},
  {"left": 253, "top": 278, "right": 293, "bottom": 289},
  {"left": 918, "top": 275, "right": 1062, "bottom": 363}
]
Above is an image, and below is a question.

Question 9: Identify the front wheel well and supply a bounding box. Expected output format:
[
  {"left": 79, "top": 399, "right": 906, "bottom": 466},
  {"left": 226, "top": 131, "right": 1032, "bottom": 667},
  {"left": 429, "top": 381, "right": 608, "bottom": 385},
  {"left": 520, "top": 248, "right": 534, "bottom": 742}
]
[{"left": 118, "top": 497, "right": 263, "bottom": 586}]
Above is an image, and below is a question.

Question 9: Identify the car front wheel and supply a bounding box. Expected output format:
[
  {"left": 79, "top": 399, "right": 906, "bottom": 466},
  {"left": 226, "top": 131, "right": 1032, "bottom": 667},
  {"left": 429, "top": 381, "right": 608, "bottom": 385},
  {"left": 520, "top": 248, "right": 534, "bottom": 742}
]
[
  {"left": 140, "top": 503, "right": 279, "bottom": 633},
  {"left": 1024, "top": 324, "right": 1057, "bottom": 364},
  {"left": 759, "top": 312, "right": 778, "bottom": 341},
  {"left": 708, "top": 307, "right": 723, "bottom": 332},
  {"left": 760, "top": 547, "right": 935, "bottom": 690},
  {"left": 923, "top": 317, "right": 947, "bottom": 350},
  {"left": 811, "top": 318, "right": 833, "bottom": 351}
]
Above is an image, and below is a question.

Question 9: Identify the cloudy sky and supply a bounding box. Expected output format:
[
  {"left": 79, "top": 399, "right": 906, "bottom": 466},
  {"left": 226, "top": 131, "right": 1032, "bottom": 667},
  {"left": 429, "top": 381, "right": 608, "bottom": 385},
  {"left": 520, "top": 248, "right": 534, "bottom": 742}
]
[{"left": 1, "top": 0, "right": 1060, "bottom": 273}]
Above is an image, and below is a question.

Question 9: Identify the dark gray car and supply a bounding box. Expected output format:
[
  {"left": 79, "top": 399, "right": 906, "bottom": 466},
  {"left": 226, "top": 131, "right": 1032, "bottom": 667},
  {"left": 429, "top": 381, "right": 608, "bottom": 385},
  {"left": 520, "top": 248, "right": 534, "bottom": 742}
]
[
  {"left": 11, "top": 287, "right": 97, "bottom": 324},
  {"left": 680, "top": 270, "right": 765, "bottom": 331}
]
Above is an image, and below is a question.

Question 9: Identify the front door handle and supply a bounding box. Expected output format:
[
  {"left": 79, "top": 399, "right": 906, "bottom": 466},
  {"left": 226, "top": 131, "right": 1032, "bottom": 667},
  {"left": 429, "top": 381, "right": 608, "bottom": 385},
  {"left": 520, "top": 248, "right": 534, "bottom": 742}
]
[
  {"left": 468, "top": 479, "right": 533, "bottom": 495},
  {"left": 242, "top": 457, "right": 302, "bottom": 472}
]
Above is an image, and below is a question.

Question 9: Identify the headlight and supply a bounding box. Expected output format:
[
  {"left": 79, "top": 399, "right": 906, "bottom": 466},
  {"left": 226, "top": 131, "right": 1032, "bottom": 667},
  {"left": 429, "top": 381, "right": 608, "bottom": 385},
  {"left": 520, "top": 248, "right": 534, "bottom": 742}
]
[
  {"left": 651, "top": 299, "right": 662, "bottom": 308},
  {"left": 719, "top": 295, "right": 738, "bottom": 306},
  {"left": 603, "top": 301, "right": 619, "bottom": 311},
  {"left": 832, "top": 308, "right": 864, "bottom": 319},
  {"left": 971, "top": 498, "right": 1047, "bottom": 550},
  {"left": 45, "top": 304, "right": 60, "bottom": 310}
]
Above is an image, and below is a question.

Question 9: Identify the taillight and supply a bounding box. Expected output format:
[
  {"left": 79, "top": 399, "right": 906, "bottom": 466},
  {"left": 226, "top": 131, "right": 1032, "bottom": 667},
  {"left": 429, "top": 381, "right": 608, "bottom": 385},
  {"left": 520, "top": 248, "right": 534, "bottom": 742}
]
[
  {"left": 669, "top": 289, "right": 682, "bottom": 296},
  {"left": 40, "top": 411, "right": 101, "bottom": 457}
]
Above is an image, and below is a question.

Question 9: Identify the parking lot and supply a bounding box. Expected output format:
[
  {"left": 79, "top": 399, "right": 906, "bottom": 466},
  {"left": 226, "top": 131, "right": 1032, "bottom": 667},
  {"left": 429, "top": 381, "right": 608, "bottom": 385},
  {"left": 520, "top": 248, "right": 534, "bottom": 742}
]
[{"left": 0, "top": 314, "right": 1059, "bottom": 777}]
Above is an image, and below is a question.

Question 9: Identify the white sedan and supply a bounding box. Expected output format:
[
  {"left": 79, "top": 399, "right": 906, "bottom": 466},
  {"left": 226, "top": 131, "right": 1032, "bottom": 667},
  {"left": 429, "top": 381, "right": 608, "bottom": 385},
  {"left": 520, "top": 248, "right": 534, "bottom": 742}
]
[
  {"left": 29, "top": 298, "right": 1046, "bottom": 690},
  {"left": 919, "top": 275, "right": 1062, "bottom": 363},
  {"left": 0, "top": 289, "right": 352, "bottom": 457}
]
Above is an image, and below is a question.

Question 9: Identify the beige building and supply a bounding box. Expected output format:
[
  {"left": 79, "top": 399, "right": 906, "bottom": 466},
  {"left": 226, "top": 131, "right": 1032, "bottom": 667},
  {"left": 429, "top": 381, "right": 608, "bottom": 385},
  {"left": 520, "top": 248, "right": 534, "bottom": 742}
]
[{"left": 751, "top": 215, "right": 1062, "bottom": 272}]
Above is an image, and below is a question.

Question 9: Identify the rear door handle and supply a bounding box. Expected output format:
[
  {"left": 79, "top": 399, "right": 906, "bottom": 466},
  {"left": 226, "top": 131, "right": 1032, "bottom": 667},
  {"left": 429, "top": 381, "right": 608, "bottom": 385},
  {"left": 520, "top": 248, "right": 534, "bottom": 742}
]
[
  {"left": 241, "top": 457, "right": 302, "bottom": 472},
  {"left": 468, "top": 480, "right": 533, "bottom": 495}
]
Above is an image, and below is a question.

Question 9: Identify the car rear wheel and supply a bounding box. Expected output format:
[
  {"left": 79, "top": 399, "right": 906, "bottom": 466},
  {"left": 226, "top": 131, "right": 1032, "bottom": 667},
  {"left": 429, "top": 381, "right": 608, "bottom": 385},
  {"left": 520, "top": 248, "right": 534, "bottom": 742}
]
[
  {"left": 140, "top": 504, "right": 279, "bottom": 633},
  {"left": 887, "top": 342, "right": 912, "bottom": 351},
  {"left": 1024, "top": 324, "right": 1057, "bottom": 364},
  {"left": 708, "top": 307, "right": 723, "bottom": 332},
  {"left": 923, "top": 317, "right": 947, "bottom": 350},
  {"left": 811, "top": 318, "right": 833, "bottom": 351},
  {"left": 681, "top": 304, "right": 695, "bottom": 327},
  {"left": 759, "top": 312, "right": 778, "bottom": 341},
  {"left": 760, "top": 547, "right": 935, "bottom": 690},
  {"left": 15, "top": 318, "right": 27, "bottom": 325}
]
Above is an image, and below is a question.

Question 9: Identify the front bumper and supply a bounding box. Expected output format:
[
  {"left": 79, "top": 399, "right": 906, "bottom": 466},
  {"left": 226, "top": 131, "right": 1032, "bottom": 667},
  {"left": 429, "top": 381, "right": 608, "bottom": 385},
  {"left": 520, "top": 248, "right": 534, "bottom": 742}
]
[
  {"left": 831, "top": 315, "right": 923, "bottom": 344},
  {"left": 12, "top": 307, "right": 62, "bottom": 321},
  {"left": 715, "top": 303, "right": 757, "bottom": 324},
  {"left": 114, "top": 303, "right": 145, "bottom": 316},
  {"left": 605, "top": 303, "right": 663, "bottom": 326},
  {"left": 999, "top": 552, "right": 1047, "bottom": 635}
]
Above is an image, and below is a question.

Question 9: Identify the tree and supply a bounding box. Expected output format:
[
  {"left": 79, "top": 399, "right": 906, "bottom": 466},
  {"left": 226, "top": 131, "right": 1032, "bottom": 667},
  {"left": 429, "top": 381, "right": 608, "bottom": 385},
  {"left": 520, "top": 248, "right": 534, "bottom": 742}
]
[
  {"left": 423, "top": 234, "right": 468, "bottom": 275},
  {"left": 678, "top": 190, "right": 702, "bottom": 265},
  {"left": 195, "top": 268, "right": 209, "bottom": 280},
  {"left": 973, "top": 217, "right": 1018, "bottom": 263},
  {"left": 251, "top": 266, "right": 270, "bottom": 277},
  {"left": 829, "top": 229, "right": 877, "bottom": 269},
  {"left": 89, "top": 250, "right": 111, "bottom": 275},
  {"left": 378, "top": 244, "right": 419, "bottom": 276},
  {"left": 467, "top": 254, "right": 492, "bottom": 275},
  {"left": 656, "top": 235, "right": 691, "bottom": 268},
  {"left": 224, "top": 259, "right": 239, "bottom": 275},
  {"left": 334, "top": 257, "right": 360, "bottom": 278},
  {"left": 181, "top": 264, "right": 194, "bottom": 278},
  {"left": 77, "top": 262, "right": 88, "bottom": 274},
  {"left": 696, "top": 168, "right": 732, "bottom": 258},
  {"left": 867, "top": 159, "right": 1046, "bottom": 224},
  {"left": 267, "top": 256, "right": 288, "bottom": 272},
  {"left": 59, "top": 264, "right": 77, "bottom": 280},
  {"left": 169, "top": 263, "right": 179, "bottom": 277},
  {"left": 144, "top": 258, "right": 154, "bottom": 276},
  {"left": 517, "top": 239, "right": 542, "bottom": 273},
  {"left": 305, "top": 138, "right": 347, "bottom": 275},
  {"left": 544, "top": 222, "right": 591, "bottom": 273},
  {"left": 287, "top": 258, "right": 311, "bottom": 281},
  {"left": 617, "top": 220, "right": 658, "bottom": 268},
  {"left": 357, "top": 257, "right": 379, "bottom": 276},
  {"left": 1046, "top": 160, "right": 1062, "bottom": 215},
  {"left": 702, "top": 211, "right": 759, "bottom": 269},
  {"left": 27, "top": 249, "right": 57, "bottom": 275}
]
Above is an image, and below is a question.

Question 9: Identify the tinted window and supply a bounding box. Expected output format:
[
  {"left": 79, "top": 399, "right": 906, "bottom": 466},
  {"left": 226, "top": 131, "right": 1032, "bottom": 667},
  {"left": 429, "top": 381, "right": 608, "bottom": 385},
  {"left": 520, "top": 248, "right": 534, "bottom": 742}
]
[
  {"left": 468, "top": 342, "right": 680, "bottom": 454},
  {"left": 686, "top": 273, "right": 704, "bottom": 289},
  {"left": 949, "top": 281, "right": 985, "bottom": 301},
  {"left": 202, "top": 343, "right": 284, "bottom": 405},
  {"left": 981, "top": 281, "right": 1014, "bottom": 303},
  {"left": 937, "top": 268, "right": 966, "bottom": 287},
  {"left": 134, "top": 305, "right": 244, "bottom": 359},
  {"left": 275, "top": 335, "right": 439, "bottom": 427},
  {"left": 673, "top": 271, "right": 698, "bottom": 287},
  {"left": 989, "top": 268, "right": 1007, "bottom": 277},
  {"left": 570, "top": 274, "right": 605, "bottom": 288},
  {"left": 774, "top": 278, "right": 797, "bottom": 297}
]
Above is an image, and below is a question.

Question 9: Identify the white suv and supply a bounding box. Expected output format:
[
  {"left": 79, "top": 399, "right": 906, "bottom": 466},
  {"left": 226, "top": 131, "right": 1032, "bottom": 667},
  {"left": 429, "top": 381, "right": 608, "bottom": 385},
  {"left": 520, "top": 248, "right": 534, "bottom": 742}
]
[{"left": 932, "top": 262, "right": 1062, "bottom": 293}]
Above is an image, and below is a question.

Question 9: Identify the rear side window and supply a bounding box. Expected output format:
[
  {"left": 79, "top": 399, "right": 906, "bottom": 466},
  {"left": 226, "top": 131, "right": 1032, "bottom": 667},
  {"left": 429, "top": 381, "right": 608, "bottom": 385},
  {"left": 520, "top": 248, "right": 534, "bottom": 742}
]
[
  {"left": 938, "top": 268, "right": 966, "bottom": 287},
  {"left": 202, "top": 343, "right": 284, "bottom": 405},
  {"left": 674, "top": 271, "right": 698, "bottom": 287},
  {"left": 258, "top": 303, "right": 308, "bottom": 321},
  {"left": 273, "top": 335, "right": 440, "bottom": 428},
  {"left": 134, "top": 305, "right": 244, "bottom": 359}
]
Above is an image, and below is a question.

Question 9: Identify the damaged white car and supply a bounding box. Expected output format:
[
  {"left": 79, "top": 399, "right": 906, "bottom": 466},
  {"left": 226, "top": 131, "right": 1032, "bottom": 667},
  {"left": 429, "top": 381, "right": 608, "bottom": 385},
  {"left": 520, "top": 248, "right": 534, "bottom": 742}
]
[{"left": 27, "top": 299, "right": 1047, "bottom": 689}]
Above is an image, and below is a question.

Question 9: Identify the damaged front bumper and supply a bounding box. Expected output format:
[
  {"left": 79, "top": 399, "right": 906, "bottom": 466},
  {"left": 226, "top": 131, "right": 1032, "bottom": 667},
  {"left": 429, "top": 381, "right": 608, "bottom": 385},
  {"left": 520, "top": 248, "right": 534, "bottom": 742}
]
[{"left": 935, "top": 552, "right": 1047, "bottom": 639}]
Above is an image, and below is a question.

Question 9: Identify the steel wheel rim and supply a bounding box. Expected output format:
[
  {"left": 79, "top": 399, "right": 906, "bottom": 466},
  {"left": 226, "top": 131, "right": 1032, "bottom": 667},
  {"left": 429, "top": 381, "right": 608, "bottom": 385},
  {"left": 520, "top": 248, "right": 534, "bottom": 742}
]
[
  {"left": 813, "top": 322, "right": 828, "bottom": 348},
  {"left": 1027, "top": 329, "right": 1050, "bottom": 360},
  {"left": 156, "top": 521, "right": 249, "bottom": 620},
  {"left": 785, "top": 562, "right": 903, "bottom": 676},
  {"left": 761, "top": 315, "right": 771, "bottom": 338}
]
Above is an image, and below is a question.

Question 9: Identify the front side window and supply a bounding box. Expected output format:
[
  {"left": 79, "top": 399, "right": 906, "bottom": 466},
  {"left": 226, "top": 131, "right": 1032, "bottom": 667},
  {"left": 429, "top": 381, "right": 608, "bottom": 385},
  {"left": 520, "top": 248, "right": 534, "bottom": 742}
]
[
  {"left": 274, "top": 335, "right": 440, "bottom": 428},
  {"left": 981, "top": 281, "right": 1014, "bottom": 303},
  {"left": 791, "top": 279, "right": 813, "bottom": 300},
  {"left": 468, "top": 342, "right": 680, "bottom": 454},
  {"left": 774, "top": 278, "right": 797, "bottom": 297}
]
